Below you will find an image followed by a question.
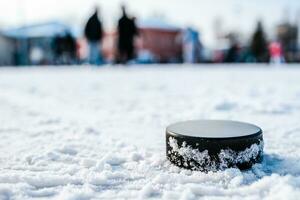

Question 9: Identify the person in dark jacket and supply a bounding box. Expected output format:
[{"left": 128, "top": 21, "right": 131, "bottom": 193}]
[
  {"left": 117, "top": 5, "right": 138, "bottom": 64},
  {"left": 63, "top": 32, "right": 77, "bottom": 64},
  {"left": 225, "top": 43, "right": 240, "bottom": 63},
  {"left": 84, "top": 7, "right": 103, "bottom": 65},
  {"left": 53, "top": 31, "right": 77, "bottom": 65}
]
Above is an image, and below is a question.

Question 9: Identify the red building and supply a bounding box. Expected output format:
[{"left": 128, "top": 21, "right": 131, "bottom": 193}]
[{"left": 102, "top": 19, "right": 182, "bottom": 63}]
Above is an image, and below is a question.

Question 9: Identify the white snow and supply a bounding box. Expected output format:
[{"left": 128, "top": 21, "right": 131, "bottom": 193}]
[{"left": 0, "top": 65, "right": 300, "bottom": 199}]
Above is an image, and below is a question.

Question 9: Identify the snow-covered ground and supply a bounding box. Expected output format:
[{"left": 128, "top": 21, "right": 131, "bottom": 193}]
[{"left": 1, "top": 65, "right": 300, "bottom": 200}]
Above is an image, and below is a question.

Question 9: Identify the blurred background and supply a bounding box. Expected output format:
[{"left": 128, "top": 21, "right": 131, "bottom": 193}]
[{"left": 0, "top": 0, "right": 299, "bottom": 66}]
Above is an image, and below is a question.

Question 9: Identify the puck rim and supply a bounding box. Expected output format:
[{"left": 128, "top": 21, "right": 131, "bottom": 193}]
[{"left": 166, "top": 120, "right": 263, "bottom": 140}]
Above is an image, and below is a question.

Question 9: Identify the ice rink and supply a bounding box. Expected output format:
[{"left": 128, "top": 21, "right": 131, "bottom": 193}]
[{"left": 0, "top": 65, "right": 300, "bottom": 199}]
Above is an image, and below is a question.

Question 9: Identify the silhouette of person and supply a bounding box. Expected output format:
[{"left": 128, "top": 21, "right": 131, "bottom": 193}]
[
  {"left": 269, "top": 41, "right": 284, "bottom": 64},
  {"left": 225, "top": 33, "right": 240, "bottom": 63},
  {"left": 63, "top": 31, "right": 77, "bottom": 64},
  {"left": 182, "top": 27, "right": 203, "bottom": 63},
  {"left": 84, "top": 7, "right": 103, "bottom": 65},
  {"left": 53, "top": 34, "right": 64, "bottom": 64},
  {"left": 117, "top": 5, "right": 138, "bottom": 64},
  {"left": 225, "top": 43, "right": 239, "bottom": 63},
  {"left": 53, "top": 31, "right": 77, "bottom": 65}
]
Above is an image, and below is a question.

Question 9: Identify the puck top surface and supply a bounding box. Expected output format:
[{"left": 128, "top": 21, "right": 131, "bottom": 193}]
[{"left": 167, "top": 120, "right": 262, "bottom": 139}]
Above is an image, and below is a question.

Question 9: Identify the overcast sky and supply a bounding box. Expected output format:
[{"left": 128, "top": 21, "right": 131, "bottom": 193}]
[{"left": 0, "top": 0, "right": 300, "bottom": 46}]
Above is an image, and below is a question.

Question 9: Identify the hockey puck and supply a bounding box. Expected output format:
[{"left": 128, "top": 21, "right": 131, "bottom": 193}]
[{"left": 166, "top": 120, "right": 263, "bottom": 171}]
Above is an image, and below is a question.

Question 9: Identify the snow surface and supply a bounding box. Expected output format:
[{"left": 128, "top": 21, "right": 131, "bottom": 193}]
[{"left": 0, "top": 65, "right": 300, "bottom": 199}]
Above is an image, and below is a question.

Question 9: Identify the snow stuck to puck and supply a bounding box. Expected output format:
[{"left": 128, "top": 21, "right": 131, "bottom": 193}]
[{"left": 166, "top": 120, "right": 264, "bottom": 171}]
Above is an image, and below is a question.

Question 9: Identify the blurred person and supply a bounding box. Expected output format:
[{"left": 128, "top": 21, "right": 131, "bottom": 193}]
[
  {"left": 117, "top": 5, "right": 138, "bottom": 64},
  {"left": 225, "top": 43, "right": 240, "bottom": 63},
  {"left": 182, "top": 27, "right": 203, "bottom": 63},
  {"left": 225, "top": 33, "right": 240, "bottom": 63},
  {"left": 84, "top": 7, "right": 103, "bottom": 65},
  {"left": 53, "top": 32, "right": 77, "bottom": 65},
  {"left": 63, "top": 32, "right": 77, "bottom": 64},
  {"left": 53, "top": 34, "right": 64, "bottom": 64},
  {"left": 269, "top": 41, "right": 285, "bottom": 64},
  {"left": 250, "top": 21, "right": 269, "bottom": 62},
  {"left": 130, "top": 17, "right": 139, "bottom": 60}
]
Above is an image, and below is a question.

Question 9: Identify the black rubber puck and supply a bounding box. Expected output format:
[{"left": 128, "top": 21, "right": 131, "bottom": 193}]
[{"left": 166, "top": 120, "right": 263, "bottom": 171}]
